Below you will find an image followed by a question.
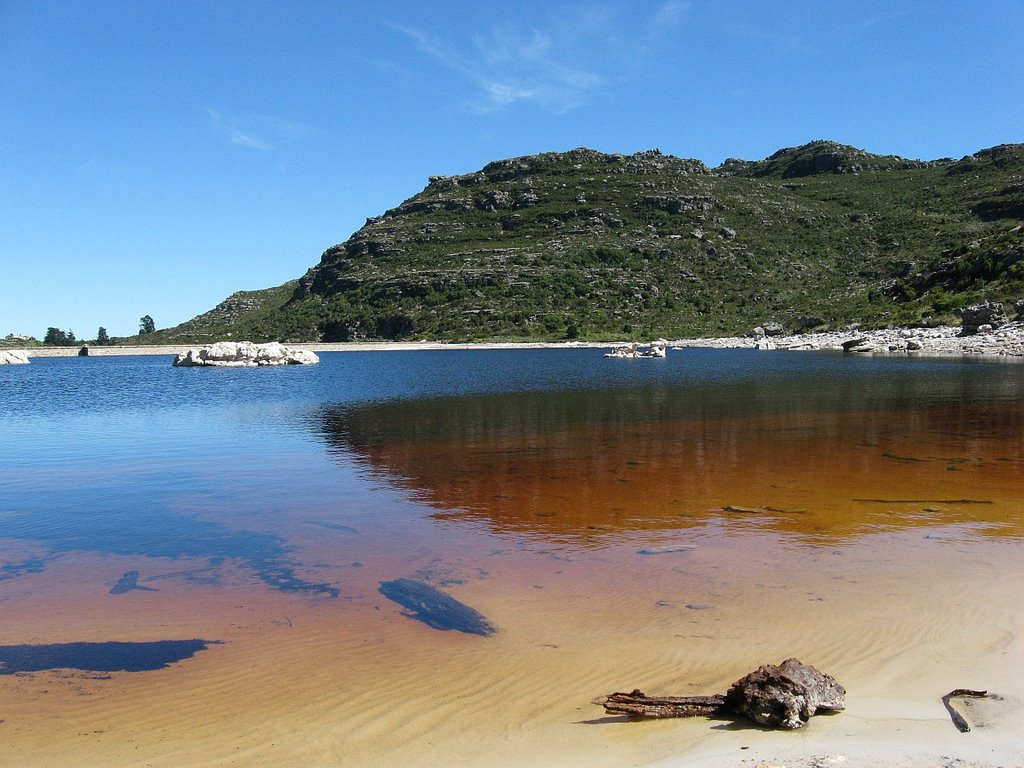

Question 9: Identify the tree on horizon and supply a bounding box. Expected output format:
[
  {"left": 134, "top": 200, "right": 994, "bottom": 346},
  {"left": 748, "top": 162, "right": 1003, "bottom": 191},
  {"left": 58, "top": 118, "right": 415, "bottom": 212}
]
[
  {"left": 44, "top": 327, "right": 76, "bottom": 346},
  {"left": 139, "top": 315, "right": 155, "bottom": 334}
]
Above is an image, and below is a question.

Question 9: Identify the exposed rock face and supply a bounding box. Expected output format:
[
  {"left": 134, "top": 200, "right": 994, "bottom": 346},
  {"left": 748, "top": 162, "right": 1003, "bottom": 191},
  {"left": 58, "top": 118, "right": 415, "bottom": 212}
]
[
  {"left": 724, "top": 658, "right": 846, "bottom": 729},
  {"left": 0, "top": 350, "right": 30, "bottom": 364},
  {"left": 960, "top": 301, "right": 1009, "bottom": 334},
  {"left": 172, "top": 341, "right": 319, "bottom": 367}
]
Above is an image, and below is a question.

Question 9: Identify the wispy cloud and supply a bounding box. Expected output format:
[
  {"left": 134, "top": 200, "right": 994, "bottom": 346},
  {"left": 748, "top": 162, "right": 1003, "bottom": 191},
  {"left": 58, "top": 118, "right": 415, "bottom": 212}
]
[
  {"left": 207, "top": 109, "right": 271, "bottom": 150},
  {"left": 207, "top": 110, "right": 305, "bottom": 150},
  {"left": 387, "top": 4, "right": 688, "bottom": 114},
  {"left": 651, "top": 1, "right": 690, "bottom": 31}
]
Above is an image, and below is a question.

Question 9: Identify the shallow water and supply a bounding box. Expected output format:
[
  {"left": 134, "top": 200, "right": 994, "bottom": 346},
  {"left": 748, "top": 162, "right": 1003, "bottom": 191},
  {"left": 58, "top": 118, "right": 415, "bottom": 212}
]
[{"left": 1, "top": 349, "right": 1022, "bottom": 766}]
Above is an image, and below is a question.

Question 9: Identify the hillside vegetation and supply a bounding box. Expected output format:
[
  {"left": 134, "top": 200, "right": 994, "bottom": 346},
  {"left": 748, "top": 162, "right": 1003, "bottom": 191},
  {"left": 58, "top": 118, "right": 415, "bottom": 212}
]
[{"left": 150, "top": 140, "right": 1024, "bottom": 343}]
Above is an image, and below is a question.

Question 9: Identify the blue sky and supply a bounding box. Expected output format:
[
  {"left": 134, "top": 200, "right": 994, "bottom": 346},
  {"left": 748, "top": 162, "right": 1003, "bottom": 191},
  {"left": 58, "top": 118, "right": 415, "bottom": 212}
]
[{"left": 2, "top": 0, "right": 1022, "bottom": 339}]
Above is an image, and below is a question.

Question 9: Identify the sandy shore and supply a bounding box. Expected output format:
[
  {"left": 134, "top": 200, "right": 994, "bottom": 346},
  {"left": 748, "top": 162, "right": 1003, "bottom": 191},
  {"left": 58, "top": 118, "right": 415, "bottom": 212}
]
[{"left": 12, "top": 321, "right": 1024, "bottom": 359}]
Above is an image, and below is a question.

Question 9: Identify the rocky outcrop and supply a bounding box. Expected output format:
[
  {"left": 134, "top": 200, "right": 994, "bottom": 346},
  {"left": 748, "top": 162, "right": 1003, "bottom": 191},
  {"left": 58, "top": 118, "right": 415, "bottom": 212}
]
[
  {"left": 753, "top": 321, "right": 786, "bottom": 338},
  {"left": 960, "top": 301, "right": 1009, "bottom": 334},
  {"left": 0, "top": 349, "right": 30, "bottom": 364},
  {"left": 677, "top": 321, "right": 1024, "bottom": 356},
  {"left": 724, "top": 658, "right": 846, "bottom": 729},
  {"left": 172, "top": 341, "right": 319, "bottom": 367}
]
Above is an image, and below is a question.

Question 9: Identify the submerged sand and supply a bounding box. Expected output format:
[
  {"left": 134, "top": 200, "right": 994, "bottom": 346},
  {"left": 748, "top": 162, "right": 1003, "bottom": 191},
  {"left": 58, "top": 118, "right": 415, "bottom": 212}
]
[{"left": 3, "top": 529, "right": 1021, "bottom": 768}]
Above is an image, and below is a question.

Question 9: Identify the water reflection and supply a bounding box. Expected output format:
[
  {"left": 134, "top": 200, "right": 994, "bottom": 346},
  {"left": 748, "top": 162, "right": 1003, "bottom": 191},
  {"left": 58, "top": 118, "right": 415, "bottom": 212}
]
[
  {"left": 1, "top": 474, "right": 339, "bottom": 596},
  {"left": 319, "top": 365, "right": 1024, "bottom": 544}
]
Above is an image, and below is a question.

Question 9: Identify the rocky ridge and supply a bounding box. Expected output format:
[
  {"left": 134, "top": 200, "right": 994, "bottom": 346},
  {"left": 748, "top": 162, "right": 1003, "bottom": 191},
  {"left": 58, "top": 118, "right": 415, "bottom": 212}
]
[{"left": 148, "top": 141, "right": 1024, "bottom": 345}]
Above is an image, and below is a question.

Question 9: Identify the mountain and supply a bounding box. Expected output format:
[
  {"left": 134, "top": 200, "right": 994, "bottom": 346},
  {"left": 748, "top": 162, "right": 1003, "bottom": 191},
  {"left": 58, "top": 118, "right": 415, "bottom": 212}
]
[{"left": 151, "top": 141, "right": 1024, "bottom": 343}]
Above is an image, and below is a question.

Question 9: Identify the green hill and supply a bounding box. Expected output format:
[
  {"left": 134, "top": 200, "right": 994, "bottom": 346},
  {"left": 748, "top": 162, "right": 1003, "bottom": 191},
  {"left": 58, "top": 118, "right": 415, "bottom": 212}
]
[{"left": 150, "top": 141, "right": 1024, "bottom": 344}]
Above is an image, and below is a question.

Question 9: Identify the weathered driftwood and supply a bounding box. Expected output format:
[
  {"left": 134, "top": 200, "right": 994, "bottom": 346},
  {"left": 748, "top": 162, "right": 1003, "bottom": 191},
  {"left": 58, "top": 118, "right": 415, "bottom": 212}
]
[
  {"left": 942, "top": 688, "right": 988, "bottom": 732},
  {"left": 603, "top": 658, "right": 845, "bottom": 730},
  {"left": 604, "top": 691, "right": 727, "bottom": 718},
  {"left": 378, "top": 578, "right": 496, "bottom": 636}
]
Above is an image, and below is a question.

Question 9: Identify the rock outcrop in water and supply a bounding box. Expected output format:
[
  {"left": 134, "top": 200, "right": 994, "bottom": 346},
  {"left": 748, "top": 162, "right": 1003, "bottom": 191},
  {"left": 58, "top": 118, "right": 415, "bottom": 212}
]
[
  {"left": 172, "top": 341, "right": 319, "bottom": 367},
  {"left": 0, "top": 349, "right": 29, "bottom": 364}
]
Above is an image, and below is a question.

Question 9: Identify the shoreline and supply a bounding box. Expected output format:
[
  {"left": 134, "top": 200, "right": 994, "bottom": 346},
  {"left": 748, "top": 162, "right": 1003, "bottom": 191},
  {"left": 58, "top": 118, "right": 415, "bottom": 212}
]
[{"left": 11, "top": 321, "right": 1024, "bottom": 359}]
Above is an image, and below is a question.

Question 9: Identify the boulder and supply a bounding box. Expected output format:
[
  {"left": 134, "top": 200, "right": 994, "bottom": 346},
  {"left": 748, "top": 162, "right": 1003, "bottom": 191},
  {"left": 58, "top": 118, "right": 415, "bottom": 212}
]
[
  {"left": 761, "top": 321, "right": 786, "bottom": 337},
  {"left": 724, "top": 658, "right": 846, "bottom": 729},
  {"left": 602, "top": 657, "right": 844, "bottom": 730},
  {"left": 841, "top": 336, "right": 874, "bottom": 353},
  {"left": 0, "top": 349, "right": 30, "bottom": 365},
  {"left": 794, "top": 315, "right": 825, "bottom": 332},
  {"left": 173, "top": 341, "right": 319, "bottom": 367},
  {"left": 960, "top": 301, "right": 1008, "bottom": 334}
]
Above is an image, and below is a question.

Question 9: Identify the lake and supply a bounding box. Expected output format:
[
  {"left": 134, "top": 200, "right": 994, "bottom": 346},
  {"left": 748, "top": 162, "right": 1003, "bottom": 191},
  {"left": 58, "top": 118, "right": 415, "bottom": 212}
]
[{"left": 2, "top": 349, "right": 1023, "bottom": 767}]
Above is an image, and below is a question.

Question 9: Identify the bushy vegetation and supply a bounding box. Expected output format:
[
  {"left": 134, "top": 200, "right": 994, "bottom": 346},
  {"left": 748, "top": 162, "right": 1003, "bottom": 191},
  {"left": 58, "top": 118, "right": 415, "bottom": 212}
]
[{"left": 149, "top": 141, "right": 1024, "bottom": 344}]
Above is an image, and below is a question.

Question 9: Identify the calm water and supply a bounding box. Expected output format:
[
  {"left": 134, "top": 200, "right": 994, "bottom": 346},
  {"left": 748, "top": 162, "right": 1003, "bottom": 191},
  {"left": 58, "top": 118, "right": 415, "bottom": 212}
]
[
  {"left": 2, "top": 348, "right": 1023, "bottom": 605},
  {"left": 2, "top": 349, "right": 1023, "bottom": 765}
]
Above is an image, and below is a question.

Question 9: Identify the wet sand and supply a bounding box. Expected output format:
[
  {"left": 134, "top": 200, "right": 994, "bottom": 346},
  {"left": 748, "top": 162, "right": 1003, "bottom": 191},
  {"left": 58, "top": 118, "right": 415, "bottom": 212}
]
[{"left": 3, "top": 527, "right": 1021, "bottom": 768}]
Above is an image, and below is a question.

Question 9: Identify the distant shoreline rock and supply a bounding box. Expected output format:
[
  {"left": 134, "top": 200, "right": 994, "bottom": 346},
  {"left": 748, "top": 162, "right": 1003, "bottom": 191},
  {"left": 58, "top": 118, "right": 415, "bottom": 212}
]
[
  {"left": 0, "top": 349, "right": 30, "bottom": 364},
  {"left": 675, "top": 321, "right": 1024, "bottom": 357},
  {"left": 172, "top": 341, "right": 320, "bottom": 367}
]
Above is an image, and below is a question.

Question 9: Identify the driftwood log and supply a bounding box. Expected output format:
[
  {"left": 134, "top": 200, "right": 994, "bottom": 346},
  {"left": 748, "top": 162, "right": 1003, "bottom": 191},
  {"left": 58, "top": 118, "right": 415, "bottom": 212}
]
[
  {"left": 603, "top": 658, "right": 845, "bottom": 730},
  {"left": 942, "top": 689, "right": 988, "bottom": 732}
]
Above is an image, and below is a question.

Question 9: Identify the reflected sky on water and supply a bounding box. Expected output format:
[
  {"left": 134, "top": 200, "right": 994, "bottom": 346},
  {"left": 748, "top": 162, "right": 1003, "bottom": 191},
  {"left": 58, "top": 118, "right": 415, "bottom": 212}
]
[{"left": 1, "top": 349, "right": 1022, "bottom": 595}]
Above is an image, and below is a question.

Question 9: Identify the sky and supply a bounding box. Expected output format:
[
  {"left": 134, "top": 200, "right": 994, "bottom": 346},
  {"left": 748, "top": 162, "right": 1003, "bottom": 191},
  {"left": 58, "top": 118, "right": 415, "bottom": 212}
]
[{"left": 2, "top": 0, "right": 1022, "bottom": 339}]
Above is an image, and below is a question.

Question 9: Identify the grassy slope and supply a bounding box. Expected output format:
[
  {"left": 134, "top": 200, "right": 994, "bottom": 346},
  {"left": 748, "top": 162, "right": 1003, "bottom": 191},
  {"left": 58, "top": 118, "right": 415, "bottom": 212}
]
[{"left": 146, "top": 141, "right": 1024, "bottom": 344}]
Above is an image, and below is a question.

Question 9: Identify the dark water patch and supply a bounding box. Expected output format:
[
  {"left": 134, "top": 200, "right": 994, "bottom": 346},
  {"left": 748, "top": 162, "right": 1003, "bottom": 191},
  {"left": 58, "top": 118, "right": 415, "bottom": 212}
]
[
  {"left": 637, "top": 545, "right": 698, "bottom": 555},
  {"left": 109, "top": 570, "right": 159, "bottom": 595},
  {"left": 0, "top": 556, "right": 49, "bottom": 581},
  {"left": 882, "top": 452, "right": 932, "bottom": 463},
  {"left": 0, "top": 639, "right": 221, "bottom": 674},
  {"left": 379, "top": 578, "right": 495, "bottom": 636},
  {"left": 304, "top": 520, "right": 359, "bottom": 534},
  {"left": 253, "top": 561, "right": 339, "bottom": 597},
  {"left": 3, "top": 500, "right": 338, "bottom": 597}
]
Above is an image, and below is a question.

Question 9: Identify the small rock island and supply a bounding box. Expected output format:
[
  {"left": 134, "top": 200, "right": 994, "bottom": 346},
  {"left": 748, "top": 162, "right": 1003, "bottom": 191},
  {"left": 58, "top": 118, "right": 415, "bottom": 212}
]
[
  {"left": 172, "top": 341, "right": 319, "bottom": 367},
  {"left": 0, "top": 350, "right": 30, "bottom": 365}
]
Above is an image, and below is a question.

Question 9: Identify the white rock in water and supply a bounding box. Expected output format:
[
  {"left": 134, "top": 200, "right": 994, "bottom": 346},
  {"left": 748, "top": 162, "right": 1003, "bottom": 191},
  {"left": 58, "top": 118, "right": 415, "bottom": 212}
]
[
  {"left": 173, "top": 341, "right": 319, "bottom": 367},
  {"left": 0, "top": 349, "right": 30, "bottom": 364}
]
